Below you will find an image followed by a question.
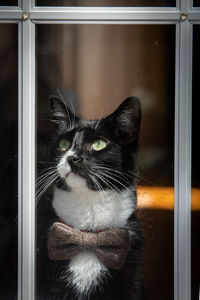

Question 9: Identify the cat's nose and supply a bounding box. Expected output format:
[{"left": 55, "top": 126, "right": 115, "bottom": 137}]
[{"left": 67, "top": 156, "right": 82, "bottom": 165}]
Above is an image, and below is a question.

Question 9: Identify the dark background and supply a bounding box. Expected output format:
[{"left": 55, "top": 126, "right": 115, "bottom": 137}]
[
  {"left": 0, "top": 24, "right": 18, "bottom": 298},
  {"left": 36, "top": 24, "right": 175, "bottom": 300},
  {"left": 36, "top": 0, "right": 176, "bottom": 7}
]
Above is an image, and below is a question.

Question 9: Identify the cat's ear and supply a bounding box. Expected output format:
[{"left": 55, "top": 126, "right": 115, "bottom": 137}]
[
  {"left": 112, "top": 97, "right": 141, "bottom": 144},
  {"left": 50, "top": 95, "right": 77, "bottom": 129}
]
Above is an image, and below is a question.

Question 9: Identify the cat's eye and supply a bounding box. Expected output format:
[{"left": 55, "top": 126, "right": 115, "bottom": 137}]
[
  {"left": 58, "top": 139, "right": 71, "bottom": 151},
  {"left": 91, "top": 140, "right": 107, "bottom": 151}
]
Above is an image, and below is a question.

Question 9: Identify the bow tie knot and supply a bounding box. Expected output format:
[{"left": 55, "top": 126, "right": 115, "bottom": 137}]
[{"left": 48, "top": 222, "right": 130, "bottom": 270}]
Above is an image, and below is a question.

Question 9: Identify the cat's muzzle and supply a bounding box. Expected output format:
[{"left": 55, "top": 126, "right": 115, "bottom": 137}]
[{"left": 67, "top": 156, "right": 86, "bottom": 177}]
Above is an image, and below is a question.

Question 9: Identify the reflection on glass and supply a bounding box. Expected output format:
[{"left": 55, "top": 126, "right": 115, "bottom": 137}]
[
  {"left": 0, "top": 24, "right": 18, "bottom": 298},
  {"left": 0, "top": 0, "right": 18, "bottom": 5},
  {"left": 36, "top": 24, "right": 175, "bottom": 300},
  {"left": 36, "top": 0, "right": 175, "bottom": 7},
  {"left": 192, "top": 25, "right": 200, "bottom": 300}
]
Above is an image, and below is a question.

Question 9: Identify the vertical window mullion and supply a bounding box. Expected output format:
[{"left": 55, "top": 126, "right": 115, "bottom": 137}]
[
  {"left": 18, "top": 14, "right": 35, "bottom": 300},
  {"left": 174, "top": 21, "right": 192, "bottom": 300},
  {"left": 18, "top": 21, "right": 22, "bottom": 300}
]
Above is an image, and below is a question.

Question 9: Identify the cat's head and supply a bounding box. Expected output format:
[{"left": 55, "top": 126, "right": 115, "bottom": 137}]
[{"left": 50, "top": 96, "right": 141, "bottom": 191}]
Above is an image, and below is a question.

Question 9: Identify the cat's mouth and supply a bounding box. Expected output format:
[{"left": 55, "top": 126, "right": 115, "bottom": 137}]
[
  {"left": 66, "top": 171, "right": 78, "bottom": 179},
  {"left": 68, "top": 164, "right": 87, "bottom": 178},
  {"left": 65, "top": 170, "right": 72, "bottom": 177},
  {"left": 64, "top": 170, "right": 88, "bottom": 189},
  {"left": 65, "top": 170, "right": 85, "bottom": 180}
]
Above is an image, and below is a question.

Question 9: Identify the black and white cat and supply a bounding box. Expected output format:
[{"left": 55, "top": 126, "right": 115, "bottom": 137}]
[{"left": 37, "top": 96, "right": 144, "bottom": 300}]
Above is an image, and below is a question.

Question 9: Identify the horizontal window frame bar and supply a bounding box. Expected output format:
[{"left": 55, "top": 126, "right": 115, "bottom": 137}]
[
  {"left": 0, "top": 8, "right": 21, "bottom": 20},
  {"left": 191, "top": 6, "right": 200, "bottom": 10},
  {"left": 33, "top": 20, "right": 178, "bottom": 24},
  {"left": 0, "top": 8, "right": 200, "bottom": 21},
  {"left": 1, "top": 5, "right": 200, "bottom": 11},
  {"left": 189, "top": 11, "right": 200, "bottom": 20},
  {"left": 0, "top": 20, "right": 19, "bottom": 23},
  {"left": 30, "top": 10, "right": 180, "bottom": 21},
  {"left": 0, "top": 6, "right": 20, "bottom": 9},
  {"left": 30, "top": 6, "right": 179, "bottom": 11}
]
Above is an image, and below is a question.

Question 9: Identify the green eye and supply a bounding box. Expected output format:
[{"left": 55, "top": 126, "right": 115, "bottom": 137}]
[
  {"left": 58, "top": 139, "right": 71, "bottom": 151},
  {"left": 92, "top": 140, "right": 107, "bottom": 151}
]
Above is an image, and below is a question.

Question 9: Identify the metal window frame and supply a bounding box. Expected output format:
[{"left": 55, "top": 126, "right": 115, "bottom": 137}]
[{"left": 0, "top": 0, "right": 198, "bottom": 299}]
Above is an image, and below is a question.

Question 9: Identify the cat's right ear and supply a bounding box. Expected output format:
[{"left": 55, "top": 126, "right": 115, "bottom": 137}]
[{"left": 50, "top": 95, "right": 76, "bottom": 130}]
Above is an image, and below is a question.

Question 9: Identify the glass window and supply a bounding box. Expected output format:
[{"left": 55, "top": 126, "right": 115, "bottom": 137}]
[
  {"left": 36, "top": 0, "right": 176, "bottom": 7},
  {"left": 36, "top": 24, "right": 175, "bottom": 299},
  {"left": 0, "top": 0, "right": 18, "bottom": 5},
  {"left": 0, "top": 24, "right": 18, "bottom": 298},
  {"left": 192, "top": 25, "right": 200, "bottom": 300},
  {"left": 193, "top": 0, "right": 200, "bottom": 6}
]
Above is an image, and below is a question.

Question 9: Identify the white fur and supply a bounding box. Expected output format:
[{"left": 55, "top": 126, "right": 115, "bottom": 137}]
[
  {"left": 54, "top": 154, "right": 135, "bottom": 295},
  {"left": 68, "top": 252, "right": 108, "bottom": 296},
  {"left": 53, "top": 179, "right": 134, "bottom": 231},
  {"left": 57, "top": 148, "right": 76, "bottom": 177}
]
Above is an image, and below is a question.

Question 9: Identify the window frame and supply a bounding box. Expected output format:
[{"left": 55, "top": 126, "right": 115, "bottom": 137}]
[{"left": 0, "top": 0, "right": 198, "bottom": 299}]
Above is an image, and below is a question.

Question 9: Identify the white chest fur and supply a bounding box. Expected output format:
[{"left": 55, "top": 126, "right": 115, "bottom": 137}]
[
  {"left": 53, "top": 180, "right": 134, "bottom": 231},
  {"left": 52, "top": 174, "right": 135, "bottom": 295}
]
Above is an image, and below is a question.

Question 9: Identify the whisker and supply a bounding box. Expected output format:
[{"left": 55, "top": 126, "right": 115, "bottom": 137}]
[
  {"left": 36, "top": 169, "right": 57, "bottom": 185},
  {"left": 36, "top": 171, "right": 57, "bottom": 192},
  {"left": 89, "top": 174, "right": 118, "bottom": 207},
  {"left": 35, "top": 173, "right": 59, "bottom": 206},
  {"left": 37, "top": 166, "right": 57, "bottom": 175},
  {"left": 92, "top": 164, "right": 134, "bottom": 178},
  {"left": 37, "top": 161, "right": 57, "bottom": 165},
  {"left": 95, "top": 168, "right": 131, "bottom": 185},
  {"left": 57, "top": 89, "right": 74, "bottom": 131},
  {"left": 127, "top": 170, "right": 155, "bottom": 185},
  {"left": 66, "top": 96, "right": 76, "bottom": 130},
  {"left": 91, "top": 165, "right": 133, "bottom": 186},
  {"left": 93, "top": 172, "right": 135, "bottom": 212},
  {"left": 92, "top": 163, "right": 152, "bottom": 185},
  {"left": 95, "top": 108, "right": 106, "bottom": 130},
  {"left": 88, "top": 173, "right": 109, "bottom": 203},
  {"left": 97, "top": 170, "right": 133, "bottom": 195},
  {"left": 35, "top": 164, "right": 59, "bottom": 204},
  {"left": 88, "top": 173, "right": 99, "bottom": 190},
  {"left": 89, "top": 170, "right": 123, "bottom": 204}
]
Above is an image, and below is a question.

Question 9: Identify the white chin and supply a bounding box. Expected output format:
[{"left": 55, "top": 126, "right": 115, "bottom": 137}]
[{"left": 65, "top": 172, "right": 87, "bottom": 188}]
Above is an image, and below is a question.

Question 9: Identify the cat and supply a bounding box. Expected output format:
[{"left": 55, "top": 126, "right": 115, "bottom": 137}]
[{"left": 37, "top": 95, "right": 144, "bottom": 300}]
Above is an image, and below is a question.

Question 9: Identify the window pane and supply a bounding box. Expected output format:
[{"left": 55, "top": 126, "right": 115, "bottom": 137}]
[
  {"left": 192, "top": 25, "right": 200, "bottom": 300},
  {"left": 36, "top": 24, "right": 175, "bottom": 300},
  {"left": 0, "top": 24, "right": 18, "bottom": 298},
  {"left": 0, "top": 0, "right": 18, "bottom": 5},
  {"left": 36, "top": 0, "right": 176, "bottom": 7},
  {"left": 193, "top": 0, "right": 200, "bottom": 6}
]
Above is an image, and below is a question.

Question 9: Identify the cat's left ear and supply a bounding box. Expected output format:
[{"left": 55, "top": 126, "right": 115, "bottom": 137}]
[
  {"left": 112, "top": 97, "right": 141, "bottom": 144},
  {"left": 50, "top": 95, "right": 77, "bottom": 129}
]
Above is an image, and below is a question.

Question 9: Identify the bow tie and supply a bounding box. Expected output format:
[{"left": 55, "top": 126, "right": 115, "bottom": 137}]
[{"left": 48, "top": 222, "right": 129, "bottom": 270}]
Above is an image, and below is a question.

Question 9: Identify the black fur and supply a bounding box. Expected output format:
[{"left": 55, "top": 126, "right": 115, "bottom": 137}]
[{"left": 37, "top": 96, "right": 144, "bottom": 300}]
